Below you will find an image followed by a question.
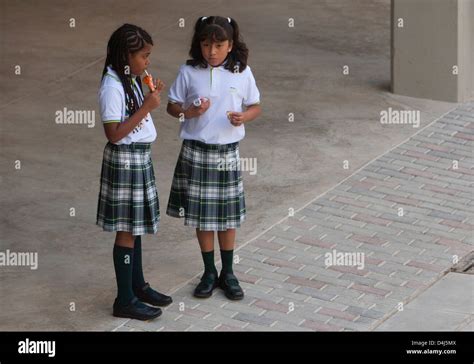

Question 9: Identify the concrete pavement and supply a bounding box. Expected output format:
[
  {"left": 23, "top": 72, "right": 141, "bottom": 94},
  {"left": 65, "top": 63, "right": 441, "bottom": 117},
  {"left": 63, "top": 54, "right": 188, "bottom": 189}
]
[
  {"left": 375, "top": 273, "right": 473, "bottom": 331},
  {"left": 0, "top": 0, "right": 467, "bottom": 331}
]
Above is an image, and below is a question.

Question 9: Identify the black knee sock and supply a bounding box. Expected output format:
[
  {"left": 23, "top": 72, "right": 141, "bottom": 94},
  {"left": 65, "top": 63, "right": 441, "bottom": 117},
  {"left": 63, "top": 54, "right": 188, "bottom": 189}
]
[
  {"left": 201, "top": 250, "right": 217, "bottom": 276},
  {"left": 220, "top": 249, "right": 234, "bottom": 274},
  {"left": 113, "top": 245, "right": 135, "bottom": 306},
  {"left": 132, "top": 236, "right": 146, "bottom": 291}
]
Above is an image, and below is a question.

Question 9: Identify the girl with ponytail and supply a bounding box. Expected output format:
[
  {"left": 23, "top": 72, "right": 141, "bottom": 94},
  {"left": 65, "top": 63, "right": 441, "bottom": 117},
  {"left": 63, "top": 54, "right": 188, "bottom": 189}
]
[{"left": 166, "top": 16, "right": 262, "bottom": 301}]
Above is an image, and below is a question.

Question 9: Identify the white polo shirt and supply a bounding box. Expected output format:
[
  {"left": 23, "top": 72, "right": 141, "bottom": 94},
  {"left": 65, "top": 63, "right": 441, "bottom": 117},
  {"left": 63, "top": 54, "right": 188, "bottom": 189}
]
[
  {"left": 98, "top": 66, "right": 157, "bottom": 145},
  {"left": 168, "top": 63, "right": 260, "bottom": 145}
]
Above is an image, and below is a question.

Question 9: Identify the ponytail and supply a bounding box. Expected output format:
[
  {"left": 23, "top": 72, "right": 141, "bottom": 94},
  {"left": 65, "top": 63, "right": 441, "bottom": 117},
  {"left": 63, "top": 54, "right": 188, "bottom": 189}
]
[{"left": 227, "top": 17, "right": 248, "bottom": 72}]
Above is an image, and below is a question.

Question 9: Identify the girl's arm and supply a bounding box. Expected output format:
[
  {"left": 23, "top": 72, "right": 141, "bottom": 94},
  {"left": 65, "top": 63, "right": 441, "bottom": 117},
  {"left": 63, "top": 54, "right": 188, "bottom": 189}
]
[
  {"left": 104, "top": 91, "right": 161, "bottom": 143},
  {"left": 166, "top": 102, "right": 185, "bottom": 118},
  {"left": 167, "top": 101, "right": 210, "bottom": 119}
]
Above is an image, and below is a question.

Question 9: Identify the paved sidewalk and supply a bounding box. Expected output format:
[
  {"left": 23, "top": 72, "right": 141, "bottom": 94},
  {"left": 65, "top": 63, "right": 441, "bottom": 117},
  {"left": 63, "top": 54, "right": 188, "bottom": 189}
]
[{"left": 115, "top": 103, "right": 473, "bottom": 332}]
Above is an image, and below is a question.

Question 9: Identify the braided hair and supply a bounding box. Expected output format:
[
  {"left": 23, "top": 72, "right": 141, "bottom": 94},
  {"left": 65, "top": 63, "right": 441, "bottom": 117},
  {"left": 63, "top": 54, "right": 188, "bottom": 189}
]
[
  {"left": 187, "top": 16, "right": 249, "bottom": 73},
  {"left": 102, "top": 24, "right": 153, "bottom": 116}
]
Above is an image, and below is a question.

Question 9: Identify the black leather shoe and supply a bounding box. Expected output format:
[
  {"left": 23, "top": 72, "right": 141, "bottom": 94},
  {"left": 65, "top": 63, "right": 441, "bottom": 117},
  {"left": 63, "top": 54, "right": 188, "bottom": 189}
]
[
  {"left": 193, "top": 271, "right": 218, "bottom": 298},
  {"left": 134, "top": 283, "right": 173, "bottom": 307},
  {"left": 218, "top": 272, "right": 244, "bottom": 300},
  {"left": 113, "top": 297, "right": 162, "bottom": 321}
]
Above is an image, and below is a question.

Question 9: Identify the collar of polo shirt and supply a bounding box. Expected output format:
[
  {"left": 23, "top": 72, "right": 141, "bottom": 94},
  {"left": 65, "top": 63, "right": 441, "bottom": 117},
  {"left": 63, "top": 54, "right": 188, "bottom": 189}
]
[{"left": 207, "top": 58, "right": 229, "bottom": 70}]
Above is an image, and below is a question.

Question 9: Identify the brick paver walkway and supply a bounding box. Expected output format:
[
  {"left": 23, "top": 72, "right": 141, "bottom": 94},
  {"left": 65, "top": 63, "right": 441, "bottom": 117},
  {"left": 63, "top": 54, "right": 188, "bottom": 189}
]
[{"left": 115, "top": 103, "right": 473, "bottom": 331}]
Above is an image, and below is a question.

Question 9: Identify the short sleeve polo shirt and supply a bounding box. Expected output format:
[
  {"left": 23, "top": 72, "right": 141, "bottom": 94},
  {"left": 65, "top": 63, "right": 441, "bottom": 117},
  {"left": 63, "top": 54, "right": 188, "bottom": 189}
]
[
  {"left": 168, "top": 63, "right": 260, "bottom": 144},
  {"left": 98, "top": 66, "right": 157, "bottom": 145}
]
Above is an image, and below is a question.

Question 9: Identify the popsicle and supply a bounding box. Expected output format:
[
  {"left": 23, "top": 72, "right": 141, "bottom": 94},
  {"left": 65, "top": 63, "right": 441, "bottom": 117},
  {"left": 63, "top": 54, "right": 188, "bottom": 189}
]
[{"left": 143, "top": 70, "right": 155, "bottom": 92}]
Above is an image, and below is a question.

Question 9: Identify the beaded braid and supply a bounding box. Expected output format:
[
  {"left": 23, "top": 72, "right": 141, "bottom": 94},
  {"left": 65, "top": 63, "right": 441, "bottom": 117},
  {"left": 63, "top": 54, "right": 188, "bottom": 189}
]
[{"left": 102, "top": 24, "right": 153, "bottom": 116}]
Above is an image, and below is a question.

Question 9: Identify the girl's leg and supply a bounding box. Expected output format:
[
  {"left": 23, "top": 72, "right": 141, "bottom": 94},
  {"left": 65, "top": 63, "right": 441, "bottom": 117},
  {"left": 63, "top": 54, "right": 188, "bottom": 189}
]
[
  {"left": 196, "top": 229, "right": 215, "bottom": 252},
  {"left": 196, "top": 229, "right": 217, "bottom": 274},
  {"left": 115, "top": 231, "right": 135, "bottom": 248},
  {"left": 217, "top": 229, "right": 236, "bottom": 274},
  {"left": 217, "top": 229, "right": 236, "bottom": 250},
  {"left": 112, "top": 231, "right": 163, "bottom": 319},
  {"left": 113, "top": 232, "right": 135, "bottom": 305},
  {"left": 132, "top": 235, "right": 146, "bottom": 290},
  {"left": 217, "top": 229, "right": 243, "bottom": 300},
  {"left": 194, "top": 229, "right": 218, "bottom": 298},
  {"left": 131, "top": 235, "right": 173, "bottom": 306}
]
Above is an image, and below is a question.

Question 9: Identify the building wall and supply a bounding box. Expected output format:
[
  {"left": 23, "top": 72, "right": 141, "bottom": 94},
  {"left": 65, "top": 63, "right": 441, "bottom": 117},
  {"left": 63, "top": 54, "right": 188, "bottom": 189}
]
[
  {"left": 458, "top": 0, "right": 474, "bottom": 100},
  {"left": 392, "top": 0, "right": 473, "bottom": 102}
]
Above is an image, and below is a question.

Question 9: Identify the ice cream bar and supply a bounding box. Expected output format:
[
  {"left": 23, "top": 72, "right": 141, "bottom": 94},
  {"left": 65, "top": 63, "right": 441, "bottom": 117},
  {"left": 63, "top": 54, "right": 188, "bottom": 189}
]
[{"left": 143, "top": 70, "right": 155, "bottom": 92}]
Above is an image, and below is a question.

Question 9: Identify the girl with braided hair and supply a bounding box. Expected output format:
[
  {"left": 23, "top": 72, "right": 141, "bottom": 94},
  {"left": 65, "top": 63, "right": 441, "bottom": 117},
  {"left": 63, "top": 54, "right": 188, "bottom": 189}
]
[{"left": 97, "top": 24, "right": 172, "bottom": 320}]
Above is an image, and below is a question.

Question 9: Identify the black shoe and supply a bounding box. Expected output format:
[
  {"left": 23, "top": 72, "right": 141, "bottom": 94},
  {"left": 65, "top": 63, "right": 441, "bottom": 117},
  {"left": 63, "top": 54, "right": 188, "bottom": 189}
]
[
  {"left": 193, "top": 271, "right": 219, "bottom": 298},
  {"left": 218, "top": 272, "right": 244, "bottom": 301},
  {"left": 113, "top": 297, "right": 162, "bottom": 321},
  {"left": 134, "top": 283, "right": 173, "bottom": 307}
]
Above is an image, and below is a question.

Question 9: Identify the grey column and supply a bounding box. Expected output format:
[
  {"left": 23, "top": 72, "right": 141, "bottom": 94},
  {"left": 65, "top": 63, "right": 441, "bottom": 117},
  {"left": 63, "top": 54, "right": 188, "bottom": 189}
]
[{"left": 391, "top": 0, "right": 473, "bottom": 102}]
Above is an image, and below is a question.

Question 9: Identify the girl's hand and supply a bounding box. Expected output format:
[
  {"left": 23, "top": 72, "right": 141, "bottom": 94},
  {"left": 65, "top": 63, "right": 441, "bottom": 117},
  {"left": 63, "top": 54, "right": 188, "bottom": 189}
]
[
  {"left": 143, "top": 90, "right": 161, "bottom": 112},
  {"left": 185, "top": 98, "right": 211, "bottom": 119},
  {"left": 155, "top": 78, "right": 165, "bottom": 93},
  {"left": 228, "top": 111, "right": 246, "bottom": 127}
]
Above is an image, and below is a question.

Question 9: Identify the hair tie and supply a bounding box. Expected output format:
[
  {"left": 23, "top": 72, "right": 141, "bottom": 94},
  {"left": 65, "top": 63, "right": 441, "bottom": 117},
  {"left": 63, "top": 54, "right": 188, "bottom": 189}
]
[
  {"left": 201, "top": 16, "right": 208, "bottom": 22},
  {"left": 227, "top": 17, "right": 231, "bottom": 23}
]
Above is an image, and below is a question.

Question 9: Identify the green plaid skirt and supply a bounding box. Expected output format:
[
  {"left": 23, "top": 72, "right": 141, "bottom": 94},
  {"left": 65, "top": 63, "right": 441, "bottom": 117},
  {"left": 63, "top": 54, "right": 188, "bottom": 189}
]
[
  {"left": 166, "top": 139, "right": 246, "bottom": 231},
  {"left": 96, "top": 142, "right": 160, "bottom": 235}
]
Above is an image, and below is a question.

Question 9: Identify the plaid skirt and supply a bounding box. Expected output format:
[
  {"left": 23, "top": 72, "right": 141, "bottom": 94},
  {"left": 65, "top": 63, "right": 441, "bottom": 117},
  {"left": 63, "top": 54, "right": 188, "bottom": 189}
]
[
  {"left": 96, "top": 142, "right": 160, "bottom": 235},
  {"left": 166, "top": 139, "right": 246, "bottom": 231}
]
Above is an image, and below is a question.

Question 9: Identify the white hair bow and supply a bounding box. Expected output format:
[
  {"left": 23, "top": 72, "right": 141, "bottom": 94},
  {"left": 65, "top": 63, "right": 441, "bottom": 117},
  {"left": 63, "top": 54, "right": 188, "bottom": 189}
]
[{"left": 200, "top": 16, "right": 232, "bottom": 23}]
